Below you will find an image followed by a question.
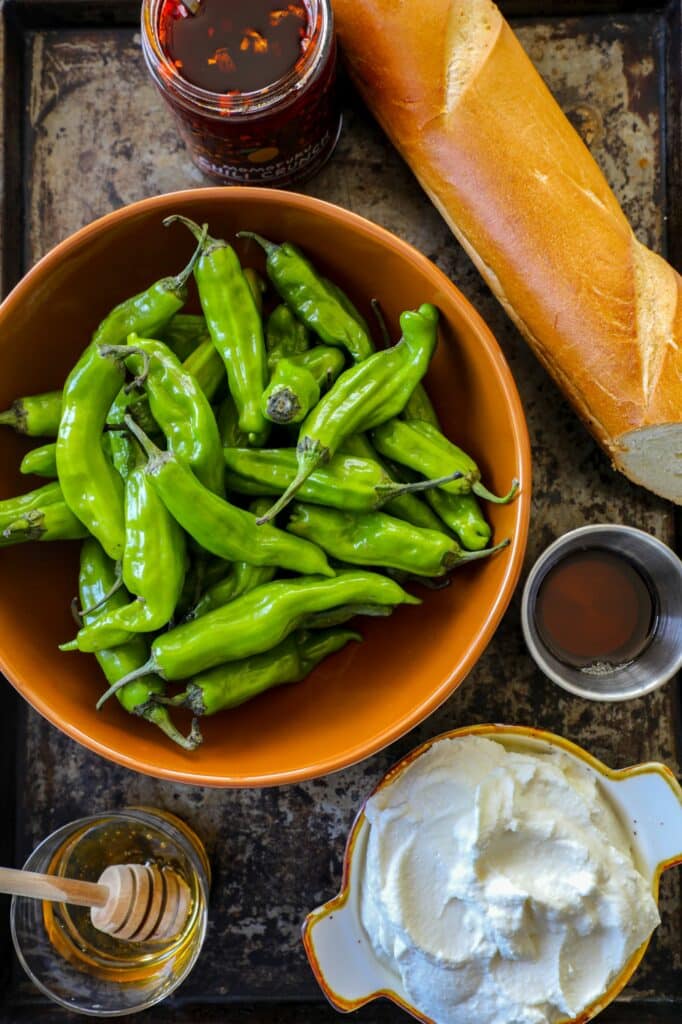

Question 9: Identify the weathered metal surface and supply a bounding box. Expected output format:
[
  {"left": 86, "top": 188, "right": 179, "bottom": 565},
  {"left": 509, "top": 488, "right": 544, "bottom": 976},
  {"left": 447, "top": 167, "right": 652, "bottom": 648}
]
[
  {"left": 3, "top": 998, "right": 681, "bottom": 1024},
  {"left": 1, "top": 8, "right": 680, "bottom": 1020}
]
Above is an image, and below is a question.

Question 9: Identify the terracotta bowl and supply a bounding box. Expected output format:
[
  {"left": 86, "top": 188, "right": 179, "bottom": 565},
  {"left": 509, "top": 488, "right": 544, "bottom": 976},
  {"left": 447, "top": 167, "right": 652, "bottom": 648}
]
[{"left": 0, "top": 188, "right": 530, "bottom": 786}]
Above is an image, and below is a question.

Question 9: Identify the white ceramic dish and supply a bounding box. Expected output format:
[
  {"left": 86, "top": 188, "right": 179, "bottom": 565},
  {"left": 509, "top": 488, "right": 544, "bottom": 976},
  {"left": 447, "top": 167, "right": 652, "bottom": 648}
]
[{"left": 303, "top": 724, "right": 682, "bottom": 1024}]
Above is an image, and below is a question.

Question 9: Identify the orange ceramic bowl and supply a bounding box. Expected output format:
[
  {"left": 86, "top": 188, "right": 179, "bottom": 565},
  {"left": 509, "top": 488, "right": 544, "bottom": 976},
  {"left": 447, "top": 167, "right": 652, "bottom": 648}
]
[{"left": 0, "top": 188, "right": 530, "bottom": 787}]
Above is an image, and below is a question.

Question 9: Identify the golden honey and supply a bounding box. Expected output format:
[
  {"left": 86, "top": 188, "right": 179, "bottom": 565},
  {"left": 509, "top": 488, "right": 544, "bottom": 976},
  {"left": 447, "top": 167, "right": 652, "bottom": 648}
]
[{"left": 41, "top": 808, "right": 209, "bottom": 988}]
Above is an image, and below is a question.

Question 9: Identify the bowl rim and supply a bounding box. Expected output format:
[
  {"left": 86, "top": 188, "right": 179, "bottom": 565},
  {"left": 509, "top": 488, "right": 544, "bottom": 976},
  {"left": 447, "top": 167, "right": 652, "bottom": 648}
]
[
  {"left": 0, "top": 186, "right": 532, "bottom": 787},
  {"left": 302, "top": 723, "right": 682, "bottom": 1022}
]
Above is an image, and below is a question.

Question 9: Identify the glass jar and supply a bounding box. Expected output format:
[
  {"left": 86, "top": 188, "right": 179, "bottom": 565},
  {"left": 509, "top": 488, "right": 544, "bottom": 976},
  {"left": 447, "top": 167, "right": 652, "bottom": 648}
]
[
  {"left": 11, "top": 807, "right": 209, "bottom": 1017},
  {"left": 141, "top": 0, "right": 341, "bottom": 186}
]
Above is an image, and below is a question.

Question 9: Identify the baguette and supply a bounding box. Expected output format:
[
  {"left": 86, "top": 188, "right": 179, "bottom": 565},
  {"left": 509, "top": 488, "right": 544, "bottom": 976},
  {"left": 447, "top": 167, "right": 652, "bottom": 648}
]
[{"left": 332, "top": 0, "right": 682, "bottom": 503}]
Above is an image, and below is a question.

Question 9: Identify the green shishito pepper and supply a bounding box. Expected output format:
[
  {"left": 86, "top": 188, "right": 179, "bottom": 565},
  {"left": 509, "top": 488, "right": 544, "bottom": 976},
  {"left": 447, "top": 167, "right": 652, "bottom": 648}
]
[
  {"left": 182, "top": 338, "right": 224, "bottom": 402},
  {"left": 424, "top": 488, "right": 492, "bottom": 552},
  {"left": 94, "top": 569, "right": 418, "bottom": 706},
  {"left": 175, "top": 552, "right": 220, "bottom": 622},
  {"left": 262, "top": 346, "right": 346, "bottom": 425},
  {"left": 372, "top": 418, "right": 519, "bottom": 505},
  {"left": 187, "top": 498, "right": 276, "bottom": 620},
  {"left": 117, "top": 417, "right": 333, "bottom": 579},
  {"left": 108, "top": 271, "right": 261, "bottom": 429},
  {"left": 266, "top": 304, "right": 311, "bottom": 369},
  {"left": 188, "top": 561, "right": 276, "bottom": 621},
  {"left": 396, "top": 395, "right": 492, "bottom": 549},
  {"left": 0, "top": 481, "right": 63, "bottom": 534},
  {"left": 367, "top": 299, "right": 439, "bottom": 433},
  {"left": 78, "top": 538, "right": 200, "bottom": 750},
  {"left": 217, "top": 393, "right": 249, "bottom": 448},
  {"left": 166, "top": 628, "right": 360, "bottom": 716},
  {"left": 256, "top": 303, "right": 440, "bottom": 524},
  {"left": 243, "top": 268, "right": 266, "bottom": 315},
  {"left": 166, "top": 215, "right": 269, "bottom": 445},
  {"left": 104, "top": 430, "right": 137, "bottom": 481},
  {"left": 109, "top": 335, "right": 221, "bottom": 429},
  {"left": 201, "top": 556, "right": 232, "bottom": 590},
  {"left": 20, "top": 443, "right": 58, "bottom": 479},
  {"left": 105, "top": 335, "right": 225, "bottom": 496},
  {"left": 222, "top": 447, "right": 455, "bottom": 514},
  {"left": 402, "top": 381, "right": 439, "bottom": 427},
  {"left": 382, "top": 453, "right": 492, "bottom": 552},
  {"left": 339, "top": 433, "right": 446, "bottom": 534},
  {"left": 1, "top": 501, "right": 88, "bottom": 546},
  {"left": 368, "top": 331, "right": 491, "bottom": 548},
  {"left": 288, "top": 504, "right": 509, "bottom": 577},
  {"left": 182, "top": 265, "right": 264, "bottom": 407},
  {"left": 66, "top": 442, "right": 187, "bottom": 653},
  {"left": 238, "top": 233, "right": 374, "bottom": 363},
  {"left": 160, "top": 313, "right": 208, "bottom": 362},
  {"left": 0, "top": 390, "right": 63, "bottom": 437},
  {"left": 56, "top": 239, "right": 204, "bottom": 561}
]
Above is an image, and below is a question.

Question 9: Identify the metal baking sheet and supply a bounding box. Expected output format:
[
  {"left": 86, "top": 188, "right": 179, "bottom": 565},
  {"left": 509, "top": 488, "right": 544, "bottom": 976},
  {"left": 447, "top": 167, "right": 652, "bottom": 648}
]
[{"left": 0, "top": 2, "right": 680, "bottom": 1020}]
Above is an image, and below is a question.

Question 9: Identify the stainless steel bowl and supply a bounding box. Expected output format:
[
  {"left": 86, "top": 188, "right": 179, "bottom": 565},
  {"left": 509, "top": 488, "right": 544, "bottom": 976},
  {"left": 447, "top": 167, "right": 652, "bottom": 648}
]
[{"left": 521, "top": 524, "right": 682, "bottom": 701}]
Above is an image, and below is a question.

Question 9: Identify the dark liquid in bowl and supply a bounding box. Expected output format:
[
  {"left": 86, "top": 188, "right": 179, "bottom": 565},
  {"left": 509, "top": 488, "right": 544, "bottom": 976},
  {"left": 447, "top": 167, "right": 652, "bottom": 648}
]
[{"left": 535, "top": 548, "right": 657, "bottom": 670}]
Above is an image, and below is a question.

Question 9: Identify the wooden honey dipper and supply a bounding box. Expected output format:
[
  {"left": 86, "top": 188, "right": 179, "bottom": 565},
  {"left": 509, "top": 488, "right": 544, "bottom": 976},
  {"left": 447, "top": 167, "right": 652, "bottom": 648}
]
[{"left": 0, "top": 863, "right": 191, "bottom": 942}]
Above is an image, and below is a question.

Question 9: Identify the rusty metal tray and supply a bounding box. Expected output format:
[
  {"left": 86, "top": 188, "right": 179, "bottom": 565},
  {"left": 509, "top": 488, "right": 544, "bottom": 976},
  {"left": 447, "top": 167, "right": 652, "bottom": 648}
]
[{"left": 0, "top": 0, "right": 680, "bottom": 1020}]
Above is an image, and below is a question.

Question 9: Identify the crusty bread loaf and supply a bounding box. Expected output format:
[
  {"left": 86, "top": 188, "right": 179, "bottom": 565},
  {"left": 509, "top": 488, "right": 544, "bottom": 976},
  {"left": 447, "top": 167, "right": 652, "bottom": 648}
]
[{"left": 332, "top": 0, "right": 682, "bottom": 503}]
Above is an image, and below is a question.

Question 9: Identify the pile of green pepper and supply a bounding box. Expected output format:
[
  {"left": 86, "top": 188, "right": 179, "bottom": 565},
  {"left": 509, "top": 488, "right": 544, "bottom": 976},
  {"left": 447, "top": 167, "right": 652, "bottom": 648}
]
[{"left": 0, "top": 217, "right": 518, "bottom": 751}]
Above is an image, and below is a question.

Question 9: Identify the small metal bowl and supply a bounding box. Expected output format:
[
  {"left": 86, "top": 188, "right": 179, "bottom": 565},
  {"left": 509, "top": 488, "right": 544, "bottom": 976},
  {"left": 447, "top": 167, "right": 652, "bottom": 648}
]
[{"left": 521, "top": 524, "right": 682, "bottom": 701}]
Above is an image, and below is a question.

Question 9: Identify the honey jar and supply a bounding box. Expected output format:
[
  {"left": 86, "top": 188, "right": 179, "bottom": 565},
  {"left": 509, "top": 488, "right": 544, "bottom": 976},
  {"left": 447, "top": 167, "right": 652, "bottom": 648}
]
[{"left": 11, "top": 807, "right": 209, "bottom": 1015}]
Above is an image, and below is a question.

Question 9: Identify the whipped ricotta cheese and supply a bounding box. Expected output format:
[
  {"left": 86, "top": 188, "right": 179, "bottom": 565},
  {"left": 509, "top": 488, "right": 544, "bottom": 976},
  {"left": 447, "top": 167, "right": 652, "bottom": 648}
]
[{"left": 360, "top": 735, "right": 659, "bottom": 1024}]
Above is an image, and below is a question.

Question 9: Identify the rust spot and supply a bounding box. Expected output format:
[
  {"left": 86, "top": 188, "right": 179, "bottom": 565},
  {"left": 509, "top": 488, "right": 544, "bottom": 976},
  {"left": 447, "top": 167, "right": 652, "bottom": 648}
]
[
  {"left": 564, "top": 104, "right": 604, "bottom": 148},
  {"left": 78, "top": 149, "right": 96, "bottom": 173}
]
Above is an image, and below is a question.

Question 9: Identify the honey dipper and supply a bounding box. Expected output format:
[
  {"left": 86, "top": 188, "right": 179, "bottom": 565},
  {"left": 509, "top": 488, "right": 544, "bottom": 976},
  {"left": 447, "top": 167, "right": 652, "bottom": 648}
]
[{"left": 0, "top": 863, "right": 191, "bottom": 941}]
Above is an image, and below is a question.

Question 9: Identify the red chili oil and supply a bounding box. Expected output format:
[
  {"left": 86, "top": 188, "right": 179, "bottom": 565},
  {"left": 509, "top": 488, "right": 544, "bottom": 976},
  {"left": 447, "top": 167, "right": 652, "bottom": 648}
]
[
  {"left": 142, "top": 0, "right": 341, "bottom": 186},
  {"left": 535, "top": 548, "right": 657, "bottom": 670},
  {"left": 159, "top": 0, "right": 310, "bottom": 93}
]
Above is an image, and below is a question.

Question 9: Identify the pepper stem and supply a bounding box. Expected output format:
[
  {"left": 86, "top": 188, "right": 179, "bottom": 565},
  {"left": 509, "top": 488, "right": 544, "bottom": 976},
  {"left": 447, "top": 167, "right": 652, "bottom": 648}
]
[
  {"left": 70, "top": 596, "right": 83, "bottom": 627},
  {"left": 255, "top": 439, "right": 327, "bottom": 524},
  {"left": 183, "top": 595, "right": 209, "bottom": 623},
  {"left": 370, "top": 298, "right": 392, "bottom": 347},
  {"left": 149, "top": 691, "right": 189, "bottom": 708},
  {"left": 172, "top": 220, "right": 210, "bottom": 286},
  {"left": 472, "top": 478, "right": 520, "bottom": 505},
  {"left": 2, "top": 510, "right": 46, "bottom": 541},
  {"left": 139, "top": 703, "right": 203, "bottom": 750},
  {"left": 0, "top": 408, "right": 18, "bottom": 428},
  {"left": 375, "top": 470, "right": 463, "bottom": 505},
  {"left": 266, "top": 387, "right": 300, "bottom": 424},
  {"left": 163, "top": 214, "right": 205, "bottom": 243},
  {"left": 96, "top": 659, "right": 157, "bottom": 709},
  {"left": 449, "top": 537, "right": 511, "bottom": 569},
  {"left": 236, "top": 231, "right": 277, "bottom": 257},
  {"left": 75, "top": 560, "right": 123, "bottom": 621},
  {"left": 149, "top": 681, "right": 207, "bottom": 715},
  {"left": 124, "top": 415, "right": 162, "bottom": 462},
  {"left": 385, "top": 568, "right": 452, "bottom": 590},
  {"left": 187, "top": 716, "right": 203, "bottom": 747},
  {"left": 98, "top": 343, "right": 151, "bottom": 393},
  {"left": 299, "top": 604, "right": 394, "bottom": 629}
]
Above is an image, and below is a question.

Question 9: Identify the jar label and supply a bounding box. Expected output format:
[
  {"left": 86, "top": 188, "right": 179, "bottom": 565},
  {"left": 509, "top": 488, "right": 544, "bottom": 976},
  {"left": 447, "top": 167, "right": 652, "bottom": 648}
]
[{"left": 189, "top": 126, "right": 337, "bottom": 184}]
